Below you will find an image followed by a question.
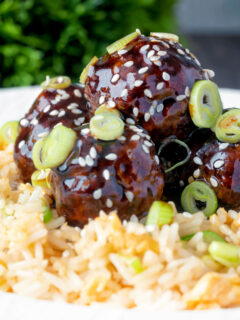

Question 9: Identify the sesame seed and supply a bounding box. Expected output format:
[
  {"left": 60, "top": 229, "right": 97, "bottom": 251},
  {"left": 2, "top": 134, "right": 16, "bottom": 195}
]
[
  {"left": 103, "top": 169, "right": 110, "bottom": 180},
  {"left": 118, "top": 49, "right": 127, "bottom": 55},
  {"left": 54, "top": 122, "right": 63, "bottom": 128},
  {"left": 125, "top": 191, "right": 134, "bottom": 202},
  {"left": 58, "top": 110, "right": 66, "bottom": 117},
  {"left": 124, "top": 61, "right": 134, "bottom": 67},
  {"left": 38, "top": 132, "right": 48, "bottom": 138},
  {"left": 214, "top": 160, "right": 224, "bottom": 169},
  {"left": 30, "top": 118, "right": 38, "bottom": 125},
  {"left": 193, "top": 169, "right": 200, "bottom": 178},
  {"left": 176, "top": 95, "right": 186, "bottom": 101},
  {"left": 177, "top": 48, "right": 185, "bottom": 55},
  {"left": 162, "top": 72, "right": 170, "bottom": 81},
  {"left": 185, "top": 86, "right": 190, "bottom": 97},
  {"left": 130, "top": 126, "right": 143, "bottom": 133},
  {"left": 111, "top": 74, "right": 120, "bottom": 83},
  {"left": 121, "top": 89, "right": 128, "bottom": 97},
  {"left": 147, "top": 50, "right": 155, "bottom": 58},
  {"left": 144, "top": 140, "right": 153, "bottom": 147},
  {"left": 106, "top": 199, "right": 113, "bottom": 208},
  {"left": 71, "top": 109, "right": 82, "bottom": 114},
  {"left": 153, "top": 45, "right": 160, "bottom": 51},
  {"left": 219, "top": 143, "right": 229, "bottom": 150},
  {"left": 193, "top": 156, "right": 203, "bottom": 165},
  {"left": 195, "top": 58, "right": 201, "bottom": 66},
  {"left": 93, "top": 188, "right": 102, "bottom": 200},
  {"left": 210, "top": 177, "right": 218, "bottom": 188},
  {"left": 90, "top": 147, "right": 97, "bottom": 159},
  {"left": 126, "top": 118, "right": 135, "bottom": 125},
  {"left": 157, "top": 50, "right": 167, "bottom": 56},
  {"left": 154, "top": 60, "right": 162, "bottom": 67},
  {"left": 186, "top": 48, "right": 190, "bottom": 54},
  {"left": 133, "top": 107, "right": 139, "bottom": 117},
  {"left": 154, "top": 155, "right": 159, "bottom": 165},
  {"left": 150, "top": 56, "right": 160, "bottom": 62},
  {"left": 18, "top": 140, "right": 25, "bottom": 149},
  {"left": 99, "top": 96, "right": 105, "bottom": 104},
  {"left": 144, "top": 112, "right": 151, "bottom": 122},
  {"left": 78, "top": 157, "right": 86, "bottom": 167},
  {"left": 136, "top": 28, "right": 141, "bottom": 34},
  {"left": 49, "top": 110, "right": 59, "bottom": 116},
  {"left": 118, "top": 136, "right": 126, "bottom": 142},
  {"left": 156, "top": 82, "right": 164, "bottom": 90},
  {"left": 67, "top": 103, "right": 78, "bottom": 110},
  {"left": 149, "top": 105, "right": 155, "bottom": 116},
  {"left": 138, "top": 66, "right": 148, "bottom": 74},
  {"left": 74, "top": 117, "right": 85, "bottom": 126},
  {"left": 85, "top": 155, "right": 94, "bottom": 166},
  {"left": 81, "top": 128, "right": 90, "bottom": 135},
  {"left": 188, "top": 176, "right": 194, "bottom": 184},
  {"left": 142, "top": 144, "right": 150, "bottom": 154},
  {"left": 204, "top": 69, "right": 215, "bottom": 78},
  {"left": 74, "top": 89, "right": 82, "bottom": 97},
  {"left": 108, "top": 100, "right": 116, "bottom": 108},
  {"left": 144, "top": 89, "right": 152, "bottom": 98},
  {"left": 61, "top": 93, "right": 70, "bottom": 100},
  {"left": 157, "top": 104, "right": 164, "bottom": 113},
  {"left": 179, "top": 180, "right": 184, "bottom": 187},
  {"left": 134, "top": 80, "right": 143, "bottom": 87},
  {"left": 140, "top": 44, "right": 150, "bottom": 53},
  {"left": 105, "top": 153, "right": 117, "bottom": 161},
  {"left": 58, "top": 76, "right": 64, "bottom": 83},
  {"left": 131, "top": 134, "right": 140, "bottom": 141},
  {"left": 43, "top": 105, "right": 51, "bottom": 113},
  {"left": 20, "top": 118, "right": 29, "bottom": 127}
]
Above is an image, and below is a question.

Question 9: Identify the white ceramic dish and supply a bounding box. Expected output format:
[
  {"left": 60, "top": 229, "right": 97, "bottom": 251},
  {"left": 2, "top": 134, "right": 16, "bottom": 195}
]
[{"left": 0, "top": 86, "right": 240, "bottom": 319}]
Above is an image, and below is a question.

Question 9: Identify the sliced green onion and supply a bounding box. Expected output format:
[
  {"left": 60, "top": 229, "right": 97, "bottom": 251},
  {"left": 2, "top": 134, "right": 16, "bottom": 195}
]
[
  {"left": 0, "top": 121, "right": 19, "bottom": 145},
  {"left": 122, "top": 256, "right": 144, "bottom": 274},
  {"left": 146, "top": 201, "right": 174, "bottom": 227},
  {"left": 215, "top": 109, "right": 240, "bottom": 143},
  {"left": 208, "top": 241, "right": 240, "bottom": 268},
  {"left": 79, "top": 56, "right": 98, "bottom": 84},
  {"left": 189, "top": 80, "right": 223, "bottom": 128},
  {"left": 181, "top": 181, "right": 218, "bottom": 217},
  {"left": 42, "top": 206, "right": 53, "bottom": 223},
  {"left": 41, "top": 76, "right": 71, "bottom": 90},
  {"left": 181, "top": 230, "right": 225, "bottom": 243},
  {"left": 158, "top": 138, "right": 191, "bottom": 173},
  {"left": 31, "top": 169, "right": 51, "bottom": 190},
  {"left": 95, "top": 104, "right": 121, "bottom": 118},
  {"left": 90, "top": 113, "right": 124, "bottom": 141},
  {"left": 106, "top": 31, "right": 138, "bottom": 54},
  {"left": 201, "top": 255, "right": 222, "bottom": 271},
  {"left": 32, "top": 125, "right": 77, "bottom": 170},
  {"left": 202, "top": 230, "right": 225, "bottom": 243},
  {"left": 150, "top": 32, "right": 179, "bottom": 42}
]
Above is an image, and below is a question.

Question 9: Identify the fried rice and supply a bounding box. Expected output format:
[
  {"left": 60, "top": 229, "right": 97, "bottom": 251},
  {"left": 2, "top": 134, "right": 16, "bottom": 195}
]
[{"left": 1, "top": 144, "right": 240, "bottom": 310}]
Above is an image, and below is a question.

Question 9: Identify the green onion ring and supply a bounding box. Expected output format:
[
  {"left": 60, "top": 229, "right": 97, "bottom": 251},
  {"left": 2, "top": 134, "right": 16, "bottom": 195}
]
[
  {"left": 215, "top": 109, "right": 240, "bottom": 143},
  {"left": 146, "top": 200, "right": 174, "bottom": 228},
  {"left": 90, "top": 113, "right": 124, "bottom": 141},
  {"left": 208, "top": 241, "right": 240, "bottom": 268},
  {"left": 0, "top": 121, "right": 20, "bottom": 145},
  {"left": 32, "top": 125, "right": 77, "bottom": 170},
  {"left": 181, "top": 181, "right": 218, "bottom": 217},
  {"left": 106, "top": 31, "right": 138, "bottom": 54},
  {"left": 41, "top": 76, "right": 71, "bottom": 90},
  {"left": 158, "top": 138, "right": 191, "bottom": 173},
  {"left": 189, "top": 80, "right": 223, "bottom": 128}
]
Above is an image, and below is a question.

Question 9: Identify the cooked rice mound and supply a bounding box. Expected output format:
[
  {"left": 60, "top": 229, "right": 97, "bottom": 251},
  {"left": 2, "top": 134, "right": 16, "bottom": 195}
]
[{"left": 1, "top": 145, "right": 240, "bottom": 310}]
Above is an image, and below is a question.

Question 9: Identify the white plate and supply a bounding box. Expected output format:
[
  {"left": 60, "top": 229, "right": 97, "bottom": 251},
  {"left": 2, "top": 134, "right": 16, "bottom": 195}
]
[{"left": 0, "top": 87, "right": 240, "bottom": 319}]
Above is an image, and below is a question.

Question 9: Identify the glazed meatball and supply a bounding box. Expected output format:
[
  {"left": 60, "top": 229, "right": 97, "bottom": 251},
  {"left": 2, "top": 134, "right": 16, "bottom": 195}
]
[
  {"left": 181, "top": 138, "right": 240, "bottom": 207},
  {"left": 14, "top": 84, "right": 91, "bottom": 182},
  {"left": 50, "top": 124, "right": 164, "bottom": 227},
  {"left": 84, "top": 33, "right": 209, "bottom": 146}
]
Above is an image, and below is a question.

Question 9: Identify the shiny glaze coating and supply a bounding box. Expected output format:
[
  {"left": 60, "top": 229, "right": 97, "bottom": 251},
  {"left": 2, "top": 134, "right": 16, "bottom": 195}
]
[
  {"left": 50, "top": 124, "right": 164, "bottom": 227},
  {"left": 186, "top": 139, "right": 240, "bottom": 207},
  {"left": 84, "top": 34, "right": 208, "bottom": 146},
  {"left": 14, "top": 84, "right": 91, "bottom": 182}
]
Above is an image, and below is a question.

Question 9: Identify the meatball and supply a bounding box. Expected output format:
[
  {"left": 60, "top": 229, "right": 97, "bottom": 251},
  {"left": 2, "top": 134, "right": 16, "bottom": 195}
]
[
  {"left": 50, "top": 124, "right": 164, "bottom": 226},
  {"left": 84, "top": 33, "right": 209, "bottom": 146},
  {"left": 182, "top": 138, "right": 240, "bottom": 207},
  {"left": 14, "top": 83, "right": 91, "bottom": 182}
]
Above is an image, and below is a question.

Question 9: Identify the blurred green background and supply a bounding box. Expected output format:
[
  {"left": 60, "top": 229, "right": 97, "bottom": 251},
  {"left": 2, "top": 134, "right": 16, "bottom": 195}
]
[{"left": 0, "top": 0, "right": 177, "bottom": 87}]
